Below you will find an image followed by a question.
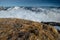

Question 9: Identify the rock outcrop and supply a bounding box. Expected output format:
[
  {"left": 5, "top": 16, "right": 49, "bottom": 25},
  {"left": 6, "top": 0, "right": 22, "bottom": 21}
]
[{"left": 0, "top": 18, "right": 60, "bottom": 40}]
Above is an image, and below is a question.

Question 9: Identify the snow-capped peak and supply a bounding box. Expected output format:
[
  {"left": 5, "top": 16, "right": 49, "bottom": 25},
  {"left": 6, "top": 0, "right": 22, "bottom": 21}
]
[
  {"left": 7, "top": 6, "right": 20, "bottom": 10},
  {"left": 13, "top": 6, "right": 20, "bottom": 10}
]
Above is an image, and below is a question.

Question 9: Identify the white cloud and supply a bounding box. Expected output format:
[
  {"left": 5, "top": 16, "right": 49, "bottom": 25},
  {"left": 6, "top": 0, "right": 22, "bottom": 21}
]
[{"left": 0, "top": 6, "right": 60, "bottom": 22}]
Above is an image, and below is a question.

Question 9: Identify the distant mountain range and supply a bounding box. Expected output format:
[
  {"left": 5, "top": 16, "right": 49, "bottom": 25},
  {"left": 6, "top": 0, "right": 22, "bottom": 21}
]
[
  {"left": 0, "top": 6, "right": 60, "bottom": 10},
  {"left": 0, "top": 6, "right": 60, "bottom": 22}
]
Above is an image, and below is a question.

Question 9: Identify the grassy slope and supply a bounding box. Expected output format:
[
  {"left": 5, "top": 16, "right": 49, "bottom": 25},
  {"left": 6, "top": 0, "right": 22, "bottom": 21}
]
[{"left": 0, "top": 18, "right": 60, "bottom": 40}]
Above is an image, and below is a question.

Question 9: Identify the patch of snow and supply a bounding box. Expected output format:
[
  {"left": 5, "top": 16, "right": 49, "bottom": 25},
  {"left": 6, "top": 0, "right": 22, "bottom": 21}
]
[{"left": 54, "top": 26, "right": 60, "bottom": 30}]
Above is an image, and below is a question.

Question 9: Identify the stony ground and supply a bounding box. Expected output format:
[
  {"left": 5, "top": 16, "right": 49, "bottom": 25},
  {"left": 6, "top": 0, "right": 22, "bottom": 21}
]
[{"left": 0, "top": 18, "right": 60, "bottom": 40}]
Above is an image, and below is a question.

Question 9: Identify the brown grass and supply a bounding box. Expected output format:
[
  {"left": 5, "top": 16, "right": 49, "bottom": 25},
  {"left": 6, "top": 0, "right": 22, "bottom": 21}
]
[{"left": 0, "top": 18, "right": 60, "bottom": 40}]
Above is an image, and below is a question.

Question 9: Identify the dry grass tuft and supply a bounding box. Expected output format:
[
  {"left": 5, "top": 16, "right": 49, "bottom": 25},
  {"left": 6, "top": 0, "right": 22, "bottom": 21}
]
[{"left": 0, "top": 18, "right": 60, "bottom": 40}]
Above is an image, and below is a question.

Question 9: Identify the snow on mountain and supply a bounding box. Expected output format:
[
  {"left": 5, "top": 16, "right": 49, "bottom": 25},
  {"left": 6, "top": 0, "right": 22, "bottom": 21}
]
[
  {"left": 54, "top": 26, "right": 60, "bottom": 30},
  {"left": 0, "top": 6, "right": 60, "bottom": 22}
]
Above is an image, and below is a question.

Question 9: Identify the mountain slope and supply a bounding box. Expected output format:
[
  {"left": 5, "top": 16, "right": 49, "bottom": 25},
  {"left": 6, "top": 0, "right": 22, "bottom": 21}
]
[{"left": 0, "top": 18, "right": 60, "bottom": 40}]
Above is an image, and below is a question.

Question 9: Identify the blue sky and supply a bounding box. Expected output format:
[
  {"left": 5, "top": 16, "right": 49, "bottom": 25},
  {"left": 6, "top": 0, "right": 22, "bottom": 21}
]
[{"left": 0, "top": 0, "right": 60, "bottom": 7}]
